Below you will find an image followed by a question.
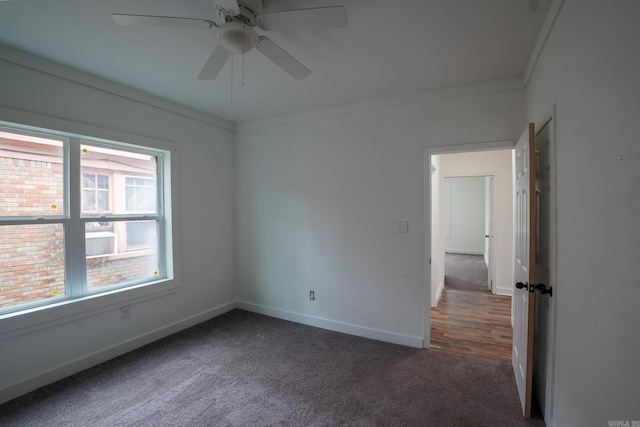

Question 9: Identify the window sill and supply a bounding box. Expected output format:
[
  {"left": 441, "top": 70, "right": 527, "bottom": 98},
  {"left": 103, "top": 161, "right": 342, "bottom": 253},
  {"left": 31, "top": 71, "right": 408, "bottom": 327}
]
[
  {"left": 0, "top": 278, "right": 181, "bottom": 340},
  {"left": 86, "top": 248, "right": 153, "bottom": 261}
]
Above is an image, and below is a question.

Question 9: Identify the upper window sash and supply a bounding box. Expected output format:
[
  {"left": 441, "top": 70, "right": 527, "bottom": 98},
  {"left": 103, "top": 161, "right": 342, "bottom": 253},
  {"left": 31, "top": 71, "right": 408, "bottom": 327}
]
[{"left": 80, "top": 142, "right": 160, "bottom": 218}]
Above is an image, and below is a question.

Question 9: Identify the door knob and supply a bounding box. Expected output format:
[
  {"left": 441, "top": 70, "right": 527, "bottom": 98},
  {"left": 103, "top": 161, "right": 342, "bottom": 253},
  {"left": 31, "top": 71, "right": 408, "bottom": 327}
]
[
  {"left": 535, "top": 283, "right": 553, "bottom": 297},
  {"left": 515, "top": 282, "right": 527, "bottom": 290}
]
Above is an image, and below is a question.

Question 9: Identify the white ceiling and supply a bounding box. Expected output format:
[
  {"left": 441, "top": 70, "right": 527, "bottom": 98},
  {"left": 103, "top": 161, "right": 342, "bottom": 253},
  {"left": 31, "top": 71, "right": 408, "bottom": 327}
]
[{"left": 0, "top": 0, "right": 551, "bottom": 123}]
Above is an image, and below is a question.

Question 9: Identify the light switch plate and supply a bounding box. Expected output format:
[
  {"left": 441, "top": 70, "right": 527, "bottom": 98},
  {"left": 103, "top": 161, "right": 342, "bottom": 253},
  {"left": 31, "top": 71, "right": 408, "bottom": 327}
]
[{"left": 394, "top": 221, "right": 409, "bottom": 233}]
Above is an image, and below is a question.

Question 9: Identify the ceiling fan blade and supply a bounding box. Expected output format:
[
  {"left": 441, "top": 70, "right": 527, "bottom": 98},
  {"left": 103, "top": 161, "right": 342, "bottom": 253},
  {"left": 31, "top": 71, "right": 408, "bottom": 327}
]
[
  {"left": 112, "top": 14, "right": 217, "bottom": 30},
  {"left": 198, "top": 45, "right": 231, "bottom": 80},
  {"left": 257, "top": 6, "right": 347, "bottom": 31},
  {"left": 216, "top": 0, "right": 239, "bottom": 15},
  {"left": 256, "top": 36, "right": 310, "bottom": 80}
]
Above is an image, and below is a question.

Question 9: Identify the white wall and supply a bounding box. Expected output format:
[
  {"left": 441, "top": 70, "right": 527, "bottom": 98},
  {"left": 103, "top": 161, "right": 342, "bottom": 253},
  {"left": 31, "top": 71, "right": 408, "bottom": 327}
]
[
  {"left": 444, "top": 177, "right": 486, "bottom": 254},
  {"left": 0, "top": 45, "right": 236, "bottom": 403},
  {"left": 235, "top": 81, "right": 525, "bottom": 347},
  {"left": 439, "top": 150, "right": 514, "bottom": 295},
  {"left": 526, "top": 1, "right": 640, "bottom": 425}
]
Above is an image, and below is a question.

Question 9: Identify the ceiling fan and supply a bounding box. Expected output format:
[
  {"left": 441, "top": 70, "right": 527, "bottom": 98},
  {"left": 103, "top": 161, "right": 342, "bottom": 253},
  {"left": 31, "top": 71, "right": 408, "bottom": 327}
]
[{"left": 112, "top": 0, "right": 347, "bottom": 80}]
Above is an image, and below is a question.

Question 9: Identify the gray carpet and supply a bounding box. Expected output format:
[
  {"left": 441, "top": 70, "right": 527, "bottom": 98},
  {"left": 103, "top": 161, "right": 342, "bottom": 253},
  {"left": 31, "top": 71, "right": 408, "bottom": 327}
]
[
  {"left": 445, "top": 253, "right": 490, "bottom": 292},
  {"left": 0, "top": 310, "right": 544, "bottom": 426}
]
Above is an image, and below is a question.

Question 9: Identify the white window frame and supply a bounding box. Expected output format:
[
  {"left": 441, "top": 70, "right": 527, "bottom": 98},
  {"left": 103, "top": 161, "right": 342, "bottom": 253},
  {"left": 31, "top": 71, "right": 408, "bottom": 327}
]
[{"left": 0, "top": 118, "right": 180, "bottom": 337}]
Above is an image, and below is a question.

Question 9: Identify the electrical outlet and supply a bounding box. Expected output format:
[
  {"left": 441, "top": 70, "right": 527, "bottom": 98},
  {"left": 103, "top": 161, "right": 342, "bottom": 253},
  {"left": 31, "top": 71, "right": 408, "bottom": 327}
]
[
  {"left": 120, "top": 305, "right": 131, "bottom": 320},
  {"left": 309, "top": 290, "right": 315, "bottom": 301}
]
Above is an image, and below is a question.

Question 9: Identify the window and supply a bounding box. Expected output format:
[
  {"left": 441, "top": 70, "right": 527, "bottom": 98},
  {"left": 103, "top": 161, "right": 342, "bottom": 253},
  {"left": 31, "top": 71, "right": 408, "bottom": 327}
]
[
  {"left": 82, "top": 174, "right": 109, "bottom": 213},
  {"left": 0, "top": 123, "right": 174, "bottom": 314},
  {"left": 124, "top": 176, "right": 157, "bottom": 250},
  {"left": 125, "top": 176, "right": 156, "bottom": 213}
]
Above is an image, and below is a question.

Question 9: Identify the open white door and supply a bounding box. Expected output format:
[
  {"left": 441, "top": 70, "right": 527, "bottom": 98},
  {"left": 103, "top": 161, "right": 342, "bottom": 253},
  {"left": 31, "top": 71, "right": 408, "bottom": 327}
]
[
  {"left": 533, "top": 118, "right": 555, "bottom": 421},
  {"left": 513, "top": 123, "right": 536, "bottom": 417}
]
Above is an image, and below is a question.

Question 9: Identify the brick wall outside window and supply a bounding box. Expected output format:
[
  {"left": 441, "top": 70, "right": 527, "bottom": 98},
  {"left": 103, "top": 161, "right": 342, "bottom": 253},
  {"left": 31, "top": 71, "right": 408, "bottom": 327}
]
[{"left": 0, "top": 153, "right": 156, "bottom": 310}]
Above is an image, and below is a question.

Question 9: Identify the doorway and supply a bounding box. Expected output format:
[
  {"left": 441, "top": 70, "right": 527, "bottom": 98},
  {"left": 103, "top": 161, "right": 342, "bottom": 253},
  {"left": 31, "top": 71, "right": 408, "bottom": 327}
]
[
  {"left": 425, "top": 145, "right": 515, "bottom": 358},
  {"left": 444, "top": 176, "right": 494, "bottom": 292},
  {"left": 423, "top": 117, "right": 557, "bottom": 422}
]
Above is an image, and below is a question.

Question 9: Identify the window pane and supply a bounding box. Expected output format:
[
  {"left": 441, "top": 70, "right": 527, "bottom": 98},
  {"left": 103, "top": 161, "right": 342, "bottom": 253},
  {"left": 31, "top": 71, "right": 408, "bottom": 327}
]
[
  {"left": 0, "top": 223, "right": 65, "bottom": 310},
  {"left": 83, "top": 174, "right": 95, "bottom": 189},
  {"left": 97, "top": 191, "right": 109, "bottom": 212},
  {"left": 125, "top": 187, "right": 134, "bottom": 210},
  {"left": 0, "top": 130, "right": 64, "bottom": 217},
  {"left": 82, "top": 190, "right": 95, "bottom": 211},
  {"left": 81, "top": 144, "right": 157, "bottom": 216},
  {"left": 81, "top": 174, "right": 110, "bottom": 213},
  {"left": 97, "top": 175, "right": 109, "bottom": 190},
  {"left": 125, "top": 177, "right": 156, "bottom": 213},
  {"left": 126, "top": 220, "right": 156, "bottom": 249},
  {"left": 86, "top": 221, "right": 159, "bottom": 289}
]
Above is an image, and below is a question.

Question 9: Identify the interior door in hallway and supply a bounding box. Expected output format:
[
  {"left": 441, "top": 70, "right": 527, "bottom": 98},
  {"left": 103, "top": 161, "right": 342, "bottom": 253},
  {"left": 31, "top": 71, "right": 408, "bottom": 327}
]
[{"left": 512, "top": 123, "right": 536, "bottom": 417}]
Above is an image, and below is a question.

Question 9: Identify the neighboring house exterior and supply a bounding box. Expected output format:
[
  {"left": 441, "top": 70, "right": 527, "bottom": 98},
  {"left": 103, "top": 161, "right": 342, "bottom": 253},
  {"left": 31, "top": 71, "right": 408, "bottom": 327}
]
[{"left": 0, "top": 133, "right": 157, "bottom": 310}]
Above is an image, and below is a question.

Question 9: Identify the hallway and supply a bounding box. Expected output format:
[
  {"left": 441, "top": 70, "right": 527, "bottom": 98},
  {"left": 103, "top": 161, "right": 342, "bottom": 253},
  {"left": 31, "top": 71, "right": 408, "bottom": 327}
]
[{"left": 431, "top": 254, "right": 512, "bottom": 359}]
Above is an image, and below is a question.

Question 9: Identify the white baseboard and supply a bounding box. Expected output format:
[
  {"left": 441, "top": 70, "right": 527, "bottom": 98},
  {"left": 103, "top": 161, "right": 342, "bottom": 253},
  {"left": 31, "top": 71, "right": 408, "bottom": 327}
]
[
  {"left": 2, "top": 300, "right": 425, "bottom": 405},
  {"left": 496, "top": 287, "right": 513, "bottom": 296},
  {"left": 0, "top": 301, "right": 237, "bottom": 405},
  {"left": 444, "top": 249, "right": 484, "bottom": 255},
  {"left": 237, "top": 301, "right": 423, "bottom": 349}
]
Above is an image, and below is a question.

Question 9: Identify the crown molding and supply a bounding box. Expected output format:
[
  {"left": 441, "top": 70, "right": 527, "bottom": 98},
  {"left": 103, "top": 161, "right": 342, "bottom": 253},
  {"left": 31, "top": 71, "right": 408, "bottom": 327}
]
[
  {"left": 235, "top": 77, "right": 524, "bottom": 132},
  {"left": 0, "top": 43, "right": 234, "bottom": 132},
  {"left": 524, "top": 0, "right": 566, "bottom": 87}
]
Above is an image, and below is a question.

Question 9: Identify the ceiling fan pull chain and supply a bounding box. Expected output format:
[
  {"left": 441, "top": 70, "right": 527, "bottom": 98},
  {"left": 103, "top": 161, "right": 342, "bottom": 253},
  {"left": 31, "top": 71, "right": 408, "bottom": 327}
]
[
  {"left": 230, "top": 53, "right": 234, "bottom": 102},
  {"left": 242, "top": 24, "right": 246, "bottom": 86}
]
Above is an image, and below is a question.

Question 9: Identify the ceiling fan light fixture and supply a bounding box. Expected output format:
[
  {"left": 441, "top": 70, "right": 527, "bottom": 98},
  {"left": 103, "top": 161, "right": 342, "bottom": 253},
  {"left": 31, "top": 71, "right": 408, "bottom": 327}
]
[{"left": 218, "top": 22, "right": 257, "bottom": 54}]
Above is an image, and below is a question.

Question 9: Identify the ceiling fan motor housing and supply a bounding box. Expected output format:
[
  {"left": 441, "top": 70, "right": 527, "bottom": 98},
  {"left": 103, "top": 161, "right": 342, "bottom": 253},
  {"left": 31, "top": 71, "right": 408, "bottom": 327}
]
[
  {"left": 217, "top": 0, "right": 264, "bottom": 26},
  {"left": 218, "top": 22, "right": 258, "bottom": 53}
]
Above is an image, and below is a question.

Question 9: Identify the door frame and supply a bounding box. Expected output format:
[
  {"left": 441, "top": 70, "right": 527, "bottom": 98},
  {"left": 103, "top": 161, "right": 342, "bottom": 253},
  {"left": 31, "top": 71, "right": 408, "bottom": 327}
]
[
  {"left": 422, "top": 109, "right": 557, "bottom": 422},
  {"left": 423, "top": 139, "right": 515, "bottom": 347}
]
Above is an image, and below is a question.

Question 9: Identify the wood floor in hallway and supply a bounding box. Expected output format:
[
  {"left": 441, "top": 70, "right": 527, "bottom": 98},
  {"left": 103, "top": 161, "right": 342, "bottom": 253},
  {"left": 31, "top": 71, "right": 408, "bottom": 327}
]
[{"left": 431, "top": 288, "right": 513, "bottom": 359}]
